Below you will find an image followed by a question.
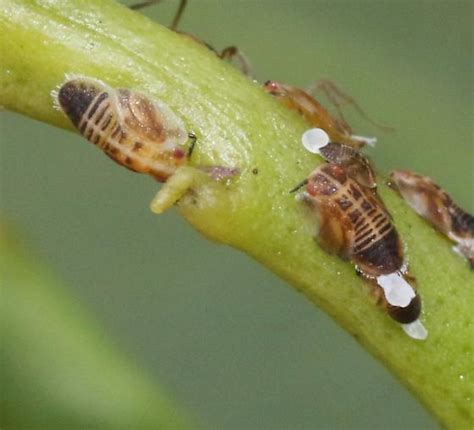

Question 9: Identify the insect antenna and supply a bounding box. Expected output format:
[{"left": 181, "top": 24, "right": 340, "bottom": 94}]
[
  {"left": 289, "top": 179, "right": 308, "bottom": 194},
  {"left": 187, "top": 132, "right": 197, "bottom": 158},
  {"left": 129, "top": 0, "right": 163, "bottom": 11}
]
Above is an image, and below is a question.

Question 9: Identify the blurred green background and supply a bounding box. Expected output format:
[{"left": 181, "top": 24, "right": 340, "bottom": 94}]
[{"left": 1, "top": 1, "right": 472, "bottom": 429}]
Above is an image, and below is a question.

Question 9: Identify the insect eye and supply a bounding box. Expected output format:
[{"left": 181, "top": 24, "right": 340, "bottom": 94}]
[{"left": 264, "top": 80, "right": 282, "bottom": 95}]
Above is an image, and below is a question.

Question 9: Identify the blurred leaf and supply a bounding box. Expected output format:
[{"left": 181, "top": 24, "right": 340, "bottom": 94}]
[{"left": 0, "top": 224, "right": 192, "bottom": 429}]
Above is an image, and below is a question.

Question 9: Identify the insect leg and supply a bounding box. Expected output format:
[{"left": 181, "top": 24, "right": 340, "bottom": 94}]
[
  {"left": 170, "top": 0, "right": 188, "bottom": 30},
  {"left": 346, "top": 159, "right": 377, "bottom": 190},
  {"left": 308, "top": 79, "right": 350, "bottom": 127},
  {"left": 316, "top": 204, "right": 351, "bottom": 258},
  {"left": 308, "top": 79, "right": 394, "bottom": 132},
  {"left": 219, "top": 46, "right": 253, "bottom": 77},
  {"left": 129, "top": 0, "right": 163, "bottom": 11},
  {"left": 130, "top": 0, "right": 187, "bottom": 31}
]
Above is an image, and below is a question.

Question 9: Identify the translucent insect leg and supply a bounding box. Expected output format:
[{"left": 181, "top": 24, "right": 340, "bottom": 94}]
[
  {"left": 129, "top": 0, "right": 163, "bottom": 11},
  {"left": 307, "top": 79, "right": 394, "bottom": 133},
  {"left": 219, "top": 46, "right": 253, "bottom": 77},
  {"left": 345, "top": 159, "right": 377, "bottom": 190},
  {"left": 130, "top": 0, "right": 187, "bottom": 30}
]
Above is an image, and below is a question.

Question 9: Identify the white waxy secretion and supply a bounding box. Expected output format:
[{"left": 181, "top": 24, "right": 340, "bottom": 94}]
[
  {"left": 301, "top": 128, "right": 330, "bottom": 154},
  {"left": 451, "top": 237, "right": 473, "bottom": 255},
  {"left": 402, "top": 319, "right": 428, "bottom": 340},
  {"left": 350, "top": 134, "right": 377, "bottom": 147},
  {"left": 377, "top": 272, "right": 416, "bottom": 308}
]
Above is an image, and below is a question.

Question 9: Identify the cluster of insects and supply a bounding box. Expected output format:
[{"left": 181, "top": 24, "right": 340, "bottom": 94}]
[
  {"left": 53, "top": 0, "right": 472, "bottom": 340},
  {"left": 288, "top": 127, "right": 427, "bottom": 339}
]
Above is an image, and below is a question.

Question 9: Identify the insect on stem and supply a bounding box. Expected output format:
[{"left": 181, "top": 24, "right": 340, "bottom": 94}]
[
  {"left": 297, "top": 163, "right": 427, "bottom": 339},
  {"left": 55, "top": 77, "right": 189, "bottom": 182}
]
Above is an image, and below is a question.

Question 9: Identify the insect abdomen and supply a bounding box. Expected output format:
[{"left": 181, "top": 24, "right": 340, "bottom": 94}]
[
  {"left": 58, "top": 80, "right": 103, "bottom": 128},
  {"left": 387, "top": 294, "right": 421, "bottom": 323},
  {"left": 449, "top": 203, "right": 474, "bottom": 238},
  {"left": 59, "top": 80, "right": 120, "bottom": 155},
  {"left": 353, "top": 227, "right": 402, "bottom": 274},
  {"left": 323, "top": 167, "right": 402, "bottom": 276}
]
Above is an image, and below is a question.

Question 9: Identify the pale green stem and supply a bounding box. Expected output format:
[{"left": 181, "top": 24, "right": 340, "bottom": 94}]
[{"left": 0, "top": 1, "right": 472, "bottom": 428}]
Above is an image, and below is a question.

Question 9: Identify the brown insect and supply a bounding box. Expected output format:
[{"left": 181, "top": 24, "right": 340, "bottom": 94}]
[
  {"left": 55, "top": 76, "right": 191, "bottom": 182},
  {"left": 131, "top": 0, "right": 252, "bottom": 76},
  {"left": 294, "top": 163, "right": 427, "bottom": 339},
  {"left": 389, "top": 170, "right": 474, "bottom": 268},
  {"left": 264, "top": 80, "right": 392, "bottom": 148},
  {"left": 301, "top": 128, "right": 377, "bottom": 189},
  {"left": 319, "top": 141, "right": 376, "bottom": 189}
]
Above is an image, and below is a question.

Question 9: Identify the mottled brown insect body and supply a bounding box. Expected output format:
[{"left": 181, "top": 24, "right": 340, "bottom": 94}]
[
  {"left": 264, "top": 81, "right": 361, "bottom": 147},
  {"left": 318, "top": 141, "right": 376, "bottom": 189},
  {"left": 301, "top": 164, "right": 422, "bottom": 327},
  {"left": 57, "top": 78, "right": 188, "bottom": 182},
  {"left": 306, "top": 164, "right": 399, "bottom": 275},
  {"left": 264, "top": 81, "right": 384, "bottom": 149},
  {"left": 390, "top": 170, "right": 474, "bottom": 268}
]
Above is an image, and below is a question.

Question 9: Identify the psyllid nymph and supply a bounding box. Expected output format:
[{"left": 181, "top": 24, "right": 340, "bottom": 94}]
[
  {"left": 389, "top": 170, "right": 474, "bottom": 269},
  {"left": 55, "top": 77, "right": 193, "bottom": 182},
  {"left": 293, "top": 163, "right": 427, "bottom": 340},
  {"left": 54, "top": 76, "right": 238, "bottom": 213}
]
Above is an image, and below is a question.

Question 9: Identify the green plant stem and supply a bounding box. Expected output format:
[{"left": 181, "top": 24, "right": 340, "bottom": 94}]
[{"left": 0, "top": 1, "right": 472, "bottom": 428}]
